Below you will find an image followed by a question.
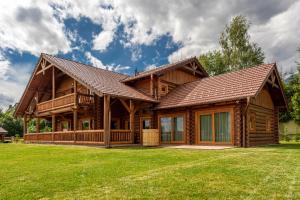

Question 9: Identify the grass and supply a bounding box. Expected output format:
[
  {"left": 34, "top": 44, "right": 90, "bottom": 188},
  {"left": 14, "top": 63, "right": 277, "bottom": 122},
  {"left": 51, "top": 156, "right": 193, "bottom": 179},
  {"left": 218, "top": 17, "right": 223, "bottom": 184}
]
[{"left": 0, "top": 143, "right": 300, "bottom": 200}]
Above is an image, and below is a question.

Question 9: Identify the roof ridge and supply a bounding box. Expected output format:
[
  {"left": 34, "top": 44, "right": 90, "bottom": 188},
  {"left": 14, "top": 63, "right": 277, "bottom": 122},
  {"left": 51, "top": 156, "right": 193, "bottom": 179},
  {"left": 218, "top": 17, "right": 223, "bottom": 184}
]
[
  {"left": 41, "top": 53, "right": 130, "bottom": 78},
  {"left": 167, "top": 63, "right": 275, "bottom": 90},
  {"left": 136, "top": 56, "right": 197, "bottom": 75}
]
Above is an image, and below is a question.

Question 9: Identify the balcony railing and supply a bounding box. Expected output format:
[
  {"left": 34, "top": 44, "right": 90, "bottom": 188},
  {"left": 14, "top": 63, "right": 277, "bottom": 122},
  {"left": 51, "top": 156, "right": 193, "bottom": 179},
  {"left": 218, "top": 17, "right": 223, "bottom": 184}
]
[
  {"left": 24, "top": 129, "right": 132, "bottom": 145},
  {"left": 36, "top": 93, "right": 94, "bottom": 113}
]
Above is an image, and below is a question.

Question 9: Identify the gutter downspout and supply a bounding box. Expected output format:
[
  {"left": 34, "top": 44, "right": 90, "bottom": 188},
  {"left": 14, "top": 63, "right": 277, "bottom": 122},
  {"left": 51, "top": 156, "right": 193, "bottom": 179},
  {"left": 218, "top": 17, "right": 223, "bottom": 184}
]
[{"left": 242, "top": 97, "right": 250, "bottom": 147}]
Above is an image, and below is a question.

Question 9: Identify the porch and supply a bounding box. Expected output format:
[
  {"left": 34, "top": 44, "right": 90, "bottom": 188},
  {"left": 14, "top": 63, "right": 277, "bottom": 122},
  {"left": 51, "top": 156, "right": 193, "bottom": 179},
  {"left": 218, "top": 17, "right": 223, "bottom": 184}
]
[{"left": 24, "top": 129, "right": 132, "bottom": 145}]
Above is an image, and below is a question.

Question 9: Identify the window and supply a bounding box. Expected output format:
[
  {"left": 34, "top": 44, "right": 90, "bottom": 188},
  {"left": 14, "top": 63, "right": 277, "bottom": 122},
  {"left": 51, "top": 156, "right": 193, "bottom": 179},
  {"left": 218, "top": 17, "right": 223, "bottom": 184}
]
[
  {"left": 160, "top": 115, "right": 185, "bottom": 143},
  {"left": 214, "top": 112, "right": 231, "bottom": 142},
  {"left": 249, "top": 113, "right": 256, "bottom": 132},
  {"left": 160, "top": 83, "right": 168, "bottom": 96},
  {"left": 82, "top": 119, "right": 90, "bottom": 130},
  {"left": 142, "top": 119, "right": 151, "bottom": 129},
  {"left": 197, "top": 110, "right": 232, "bottom": 144},
  {"left": 61, "top": 121, "right": 69, "bottom": 131},
  {"left": 160, "top": 117, "right": 172, "bottom": 142},
  {"left": 200, "top": 114, "right": 213, "bottom": 142},
  {"left": 111, "top": 118, "right": 120, "bottom": 129}
]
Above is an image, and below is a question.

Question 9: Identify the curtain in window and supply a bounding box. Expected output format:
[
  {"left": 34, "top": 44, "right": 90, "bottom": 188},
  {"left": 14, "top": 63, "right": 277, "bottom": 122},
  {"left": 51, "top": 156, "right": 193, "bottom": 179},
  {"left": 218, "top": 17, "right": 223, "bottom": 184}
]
[
  {"left": 173, "top": 116, "right": 184, "bottom": 141},
  {"left": 214, "top": 112, "right": 230, "bottom": 142},
  {"left": 200, "top": 115, "right": 212, "bottom": 141},
  {"left": 160, "top": 117, "right": 172, "bottom": 142}
]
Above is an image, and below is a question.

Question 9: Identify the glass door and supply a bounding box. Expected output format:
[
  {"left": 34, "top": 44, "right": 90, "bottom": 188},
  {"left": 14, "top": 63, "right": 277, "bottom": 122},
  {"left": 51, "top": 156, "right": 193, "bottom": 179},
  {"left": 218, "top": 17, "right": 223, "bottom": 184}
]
[
  {"left": 200, "top": 114, "right": 213, "bottom": 142},
  {"left": 160, "top": 117, "right": 172, "bottom": 143},
  {"left": 198, "top": 111, "right": 232, "bottom": 144}
]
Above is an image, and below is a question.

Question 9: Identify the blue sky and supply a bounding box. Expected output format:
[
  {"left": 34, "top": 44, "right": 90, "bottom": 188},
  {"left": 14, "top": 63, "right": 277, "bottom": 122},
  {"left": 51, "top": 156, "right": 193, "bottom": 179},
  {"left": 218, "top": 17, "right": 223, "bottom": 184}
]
[{"left": 0, "top": 0, "right": 299, "bottom": 109}]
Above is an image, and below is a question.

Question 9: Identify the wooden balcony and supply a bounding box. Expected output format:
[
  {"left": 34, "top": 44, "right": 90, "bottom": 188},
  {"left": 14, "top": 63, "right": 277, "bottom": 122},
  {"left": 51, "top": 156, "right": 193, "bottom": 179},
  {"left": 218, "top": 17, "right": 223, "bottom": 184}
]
[
  {"left": 24, "top": 129, "right": 132, "bottom": 145},
  {"left": 36, "top": 93, "right": 94, "bottom": 113}
]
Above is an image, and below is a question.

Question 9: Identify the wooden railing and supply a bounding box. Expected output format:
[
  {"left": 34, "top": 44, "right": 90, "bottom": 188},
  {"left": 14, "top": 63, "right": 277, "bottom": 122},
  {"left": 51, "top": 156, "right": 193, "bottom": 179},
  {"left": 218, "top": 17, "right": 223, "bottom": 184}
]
[
  {"left": 37, "top": 93, "right": 75, "bottom": 113},
  {"left": 24, "top": 129, "right": 132, "bottom": 145},
  {"left": 111, "top": 130, "right": 131, "bottom": 144},
  {"left": 78, "top": 93, "right": 94, "bottom": 105},
  {"left": 25, "top": 130, "right": 104, "bottom": 145}
]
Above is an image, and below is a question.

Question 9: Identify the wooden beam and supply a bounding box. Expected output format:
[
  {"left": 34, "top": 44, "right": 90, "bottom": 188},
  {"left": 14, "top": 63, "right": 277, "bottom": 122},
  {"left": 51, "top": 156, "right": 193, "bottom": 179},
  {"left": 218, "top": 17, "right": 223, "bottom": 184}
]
[
  {"left": 74, "top": 80, "right": 78, "bottom": 109},
  {"left": 150, "top": 74, "right": 154, "bottom": 97},
  {"left": 52, "top": 67, "right": 55, "bottom": 99},
  {"left": 267, "top": 79, "right": 279, "bottom": 89},
  {"left": 36, "top": 64, "right": 54, "bottom": 75},
  {"left": 36, "top": 117, "right": 40, "bottom": 133},
  {"left": 130, "top": 100, "right": 135, "bottom": 144},
  {"left": 52, "top": 115, "right": 56, "bottom": 132},
  {"left": 73, "top": 109, "right": 78, "bottom": 131},
  {"left": 23, "top": 114, "right": 27, "bottom": 136},
  {"left": 119, "top": 99, "right": 130, "bottom": 113},
  {"left": 103, "top": 95, "right": 111, "bottom": 148}
]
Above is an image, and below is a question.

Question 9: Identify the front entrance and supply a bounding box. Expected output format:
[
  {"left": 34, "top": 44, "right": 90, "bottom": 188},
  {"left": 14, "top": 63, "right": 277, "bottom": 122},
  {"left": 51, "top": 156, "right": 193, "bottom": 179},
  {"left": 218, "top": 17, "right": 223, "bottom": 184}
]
[
  {"left": 140, "top": 117, "right": 152, "bottom": 144},
  {"left": 195, "top": 107, "right": 234, "bottom": 145}
]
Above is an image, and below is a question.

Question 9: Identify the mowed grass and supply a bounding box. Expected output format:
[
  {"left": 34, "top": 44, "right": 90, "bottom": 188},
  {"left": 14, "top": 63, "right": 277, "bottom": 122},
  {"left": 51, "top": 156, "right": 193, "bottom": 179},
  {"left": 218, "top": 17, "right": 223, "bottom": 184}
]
[{"left": 0, "top": 143, "right": 300, "bottom": 200}]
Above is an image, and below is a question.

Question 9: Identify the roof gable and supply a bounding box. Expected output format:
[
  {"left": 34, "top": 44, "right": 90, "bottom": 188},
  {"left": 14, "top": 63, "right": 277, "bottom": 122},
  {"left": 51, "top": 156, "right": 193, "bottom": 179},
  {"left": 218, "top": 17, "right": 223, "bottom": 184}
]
[
  {"left": 157, "top": 63, "right": 287, "bottom": 109},
  {"left": 15, "top": 54, "right": 157, "bottom": 116},
  {"left": 122, "top": 57, "right": 208, "bottom": 82}
]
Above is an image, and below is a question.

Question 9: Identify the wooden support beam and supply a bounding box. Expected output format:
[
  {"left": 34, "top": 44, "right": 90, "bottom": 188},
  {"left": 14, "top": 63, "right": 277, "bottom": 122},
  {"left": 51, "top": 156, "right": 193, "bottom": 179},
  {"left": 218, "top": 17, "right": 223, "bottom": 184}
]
[
  {"left": 52, "top": 115, "right": 56, "bottom": 132},
  {"left": 36, "top": 64, "right": 54, "bottom": 75},
  {"left": 103, "top": 95, "right": 111, "bottom": 148},
  {"left": 23, "top": 114, "right": 27, "bottom": 136},
  {"left": 267, "top": 79, "right": 279, "bottom": 89},
  {"left": 150, "top": 74, "right": 154, "bottom": 97},
  {"left": 36, "top": 117, "right": 40, "bottom": 133},
  {"left": 120, "top": 99, "right": 130, "bottom": 113},
  {"left": 52, "top": 67, "right": 55, "bottom": 99},
  {"left": 73, "top": 109, "right": 78, "bottom": 131},
  {"left": 130, "top": 100, "right": 135, "bottom": 144},
  {"left": 74, "top": 80, "right": 78, "bottom": 109}
]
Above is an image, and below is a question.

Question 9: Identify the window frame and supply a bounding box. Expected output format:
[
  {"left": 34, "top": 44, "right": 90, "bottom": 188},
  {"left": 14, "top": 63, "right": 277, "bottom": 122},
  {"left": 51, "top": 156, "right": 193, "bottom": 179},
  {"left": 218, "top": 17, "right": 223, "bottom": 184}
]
[
  {"left": 195, "top": 106, "right": 234, "bottom": 145},
  {"left": 158, "top": 113, "right": 186, "bottom": 144}
]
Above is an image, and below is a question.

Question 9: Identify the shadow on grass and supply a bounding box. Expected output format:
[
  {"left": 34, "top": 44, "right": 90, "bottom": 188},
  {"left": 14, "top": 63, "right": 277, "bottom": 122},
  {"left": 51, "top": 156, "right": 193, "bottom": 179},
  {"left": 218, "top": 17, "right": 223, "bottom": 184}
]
[{"left": 264, "top": 142, "right": 300, "bottom": 150}]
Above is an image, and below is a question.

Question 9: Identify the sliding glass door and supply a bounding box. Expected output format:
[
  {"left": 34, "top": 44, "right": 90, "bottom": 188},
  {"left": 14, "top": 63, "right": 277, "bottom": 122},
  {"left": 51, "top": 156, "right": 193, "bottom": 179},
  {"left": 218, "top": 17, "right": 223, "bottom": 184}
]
[
  {"left": 160, "top": 115, "right": 185, "bottom": 144},
  {"left": 197, "top": 110, "right": 232, "bottom": 144},
  {"left": 200, "top": 114, "right": 213, "bottom": 142},
  {"left": 161, "top": 117, "right": 172, "bottom": 143}
]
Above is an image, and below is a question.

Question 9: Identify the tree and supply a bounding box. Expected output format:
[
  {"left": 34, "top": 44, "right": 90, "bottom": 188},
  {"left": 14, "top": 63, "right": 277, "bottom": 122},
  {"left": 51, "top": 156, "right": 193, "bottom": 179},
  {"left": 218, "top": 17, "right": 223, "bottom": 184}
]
[
  {"left": 0, "top": 104, "right": 23, "bottom": 136},
  {"left": 199, "top": 15, "right": 265, "bottom": 75},
  {"left": 199, "top": 51, "right": 227, "bottom": 76},
  {"left": 291, "top": 47, "right": 300, "bottom": 123}
]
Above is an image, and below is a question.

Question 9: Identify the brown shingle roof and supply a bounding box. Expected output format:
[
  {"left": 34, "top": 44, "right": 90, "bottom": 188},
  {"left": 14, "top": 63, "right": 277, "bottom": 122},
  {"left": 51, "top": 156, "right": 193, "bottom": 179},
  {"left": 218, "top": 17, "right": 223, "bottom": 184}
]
[
  {"left": 122, "top": 57, "right": 208, "bottom": 82},
  {"left": 42, "top": 54, "right": 157, "bottom": 102},
  {"left": 157, "top": 63, "right": 276, "bottom": 109}
]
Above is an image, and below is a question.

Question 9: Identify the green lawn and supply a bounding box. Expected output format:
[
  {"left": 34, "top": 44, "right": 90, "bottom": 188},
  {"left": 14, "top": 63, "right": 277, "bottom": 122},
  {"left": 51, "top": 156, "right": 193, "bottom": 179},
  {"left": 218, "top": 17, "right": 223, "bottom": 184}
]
[{"left": 0, "top": 143, "right": 300, "bottom": 200}]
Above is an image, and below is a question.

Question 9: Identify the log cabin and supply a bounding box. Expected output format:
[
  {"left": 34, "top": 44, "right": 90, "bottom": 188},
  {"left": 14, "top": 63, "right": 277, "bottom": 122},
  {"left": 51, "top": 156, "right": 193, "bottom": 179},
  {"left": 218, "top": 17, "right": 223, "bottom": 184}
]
[{"left": 15, "top": 53, "right": 287, "bottom": 147}]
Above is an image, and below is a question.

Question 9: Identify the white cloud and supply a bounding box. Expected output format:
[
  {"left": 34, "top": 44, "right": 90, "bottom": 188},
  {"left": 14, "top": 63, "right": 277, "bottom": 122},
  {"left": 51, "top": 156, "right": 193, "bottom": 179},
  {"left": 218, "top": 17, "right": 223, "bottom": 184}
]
[
  {"left": 0, "top": 0, "right": 71, "bottom": 56},
  {"left": 145, "top": 64, "right": 157, "bottom": 71},
  {"left": 85, "top": 52, "right": 106, "bottom": 69},
  {"left": 93, "top": 30, "right": 115, "bottom": 51},
  {"left": 250, "top": 1, "right": 300, "bottom": 74},
  {"left": 85, "top": 51, "right": 130, "bottom": 72},
  {"left": 0, "top": 54, "right": 31, "bottom": 108}
]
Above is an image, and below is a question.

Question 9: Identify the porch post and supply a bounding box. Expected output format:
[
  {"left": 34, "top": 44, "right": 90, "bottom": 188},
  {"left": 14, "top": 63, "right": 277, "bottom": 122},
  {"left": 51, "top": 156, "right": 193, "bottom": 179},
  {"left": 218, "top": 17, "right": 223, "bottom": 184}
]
[
  {"left": 23, "top": 114, "right": 27, "bottom": 136},
  {"left": 103, "top": 95, "right": 111, "bottom": 147},
  {"left": 52, "top": 66, "right": 55, "bottom": 99},
  {"left": 36, "top": 117, "right": 40, "bottom": 133},
  {"left": 52, "top": 115, "right": 56, "bottom": 132},
  {"left": 129, "top": 100, "right": 135, "bottom": 144},
  {"left": 73, "top": 110, "right": 78, "bottom": 131}
]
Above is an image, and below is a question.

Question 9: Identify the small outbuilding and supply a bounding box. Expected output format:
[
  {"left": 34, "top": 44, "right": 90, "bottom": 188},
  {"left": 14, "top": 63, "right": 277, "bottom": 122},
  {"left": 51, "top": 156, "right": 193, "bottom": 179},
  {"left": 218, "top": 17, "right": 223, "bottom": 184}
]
[{"left": 0, "top": 127, "right": 8, "bottom": 142}]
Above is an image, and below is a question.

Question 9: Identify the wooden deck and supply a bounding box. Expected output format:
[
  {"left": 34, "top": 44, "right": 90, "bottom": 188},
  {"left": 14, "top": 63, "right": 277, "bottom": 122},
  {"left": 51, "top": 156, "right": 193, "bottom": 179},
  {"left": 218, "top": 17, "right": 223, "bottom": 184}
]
[{"left": 24, "top": 129, "right": 132, "bottom": 145}]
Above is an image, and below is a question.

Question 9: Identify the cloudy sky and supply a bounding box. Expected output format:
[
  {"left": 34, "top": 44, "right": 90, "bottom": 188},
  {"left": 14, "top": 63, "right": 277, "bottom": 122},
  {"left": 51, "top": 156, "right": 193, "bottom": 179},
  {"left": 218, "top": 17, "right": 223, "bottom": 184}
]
[{"left": 0, "top": 0, "right": 300, "bottom": 109}]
